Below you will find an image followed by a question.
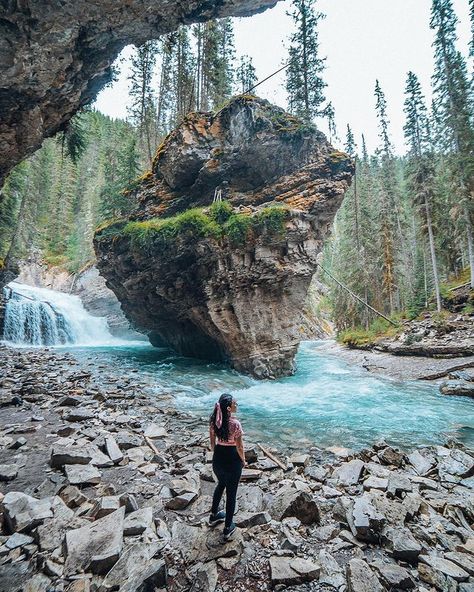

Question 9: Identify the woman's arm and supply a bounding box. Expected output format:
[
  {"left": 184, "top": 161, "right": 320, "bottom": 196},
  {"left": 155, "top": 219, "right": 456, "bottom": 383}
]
[
  {"left": 235, "top": 435, "right": 246, "bottom": 466},
  {"left": 209, "top": 424, "right": 216, "bottom": 451}
]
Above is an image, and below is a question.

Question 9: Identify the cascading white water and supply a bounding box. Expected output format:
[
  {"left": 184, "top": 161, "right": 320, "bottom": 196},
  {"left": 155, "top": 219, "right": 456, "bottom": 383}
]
[{"left": 3, "top": 282, "right": 120, "bottom": 346}]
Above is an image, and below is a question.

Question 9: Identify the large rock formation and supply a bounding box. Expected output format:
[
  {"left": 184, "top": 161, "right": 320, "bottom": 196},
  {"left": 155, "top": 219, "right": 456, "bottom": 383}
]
[
  {"left": 0, "top": 0, "right": 278, "bottom": 190},
  {"left": 94, "top": 96, "right": 353, "bottom": 378}
]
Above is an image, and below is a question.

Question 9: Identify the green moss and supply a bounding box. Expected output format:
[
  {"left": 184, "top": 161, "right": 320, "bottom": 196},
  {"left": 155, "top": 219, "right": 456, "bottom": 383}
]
[
  {"left": 338, "top": 317, "right": 401, "bottom": 348},
  {"left": 95, "top": 201, "right": 290, "bottom": 252},
  {"left": 224, "top": 213, "right": 254, "bottom": 245},
  {"left": 209, "top": 201, "right": 233, "bottom": 225}
]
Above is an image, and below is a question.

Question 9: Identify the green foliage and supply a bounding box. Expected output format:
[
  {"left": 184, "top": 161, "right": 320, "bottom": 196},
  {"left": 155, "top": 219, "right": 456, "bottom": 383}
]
[
  {"left": 223, "top": 214, "right": 253, "bottom": 245},
  {"left": 254, "top": 206, "right": 288, "bottom": 234},
  {"left": 209, "top": 200, "right": 233, "bottom": 224},
  {"left": 338, "top": 317, "right": 400, "bottom": 347}
]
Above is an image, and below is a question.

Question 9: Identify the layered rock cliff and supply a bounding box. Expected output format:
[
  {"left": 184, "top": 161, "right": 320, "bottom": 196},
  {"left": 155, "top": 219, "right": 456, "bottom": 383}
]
[
  {"left": 0, "top": 0, "right": 277, "bottom": 190},
  {"left": 94, "top": 96, "right": 353, "bottom": 378}
]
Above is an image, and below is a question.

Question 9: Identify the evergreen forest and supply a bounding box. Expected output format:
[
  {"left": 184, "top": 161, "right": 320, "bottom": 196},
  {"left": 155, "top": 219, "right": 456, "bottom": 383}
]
[{"left": 1, "top": 0, "right": 473, "bottom": 339}]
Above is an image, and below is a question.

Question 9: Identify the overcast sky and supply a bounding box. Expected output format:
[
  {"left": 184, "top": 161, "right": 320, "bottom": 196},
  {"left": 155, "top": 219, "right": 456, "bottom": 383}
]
[{"left": 94, "top": 0, "right": 472, "bottom": 155}]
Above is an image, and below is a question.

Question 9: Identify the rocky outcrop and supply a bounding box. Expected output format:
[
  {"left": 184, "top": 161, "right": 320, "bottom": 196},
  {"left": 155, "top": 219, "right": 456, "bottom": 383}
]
[
  {"left": 0, "top": 0, "right": 279, "bottom": 190},
  {"left": 94, "top": 96, "right": 353, "bottom": 378}
]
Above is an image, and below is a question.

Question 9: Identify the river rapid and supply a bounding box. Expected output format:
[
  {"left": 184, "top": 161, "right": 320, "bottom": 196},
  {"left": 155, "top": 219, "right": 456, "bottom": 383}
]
[{"left": 3, "top": 282, "right": 474, "bottom": 451}]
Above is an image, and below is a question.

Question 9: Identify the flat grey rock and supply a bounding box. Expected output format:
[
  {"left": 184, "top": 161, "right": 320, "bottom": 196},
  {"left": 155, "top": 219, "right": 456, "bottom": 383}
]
[
  {"left": 268, "top": 486, "right": 320, "bottom": 525},
  {"left": 419, "top": 554, "right": 469, "bottom": 582},
  {"left": 64, "top": 507, "right": 125, "bottom": 575},
  {"left": 318, "top": 549, "right": 345, "bottom": 589},
  {"left": 0, "top": 463, "right": 18, "bottom": 481},
  {"left": 332, "top": 459, "right": 365, "bottom": 486},
  {"left": 123, "top": 507, "right": 154, "bottom": 536},
  {"left": 346, "top": 558, "right": 383, "bottom": 592},
  {"left": 3, "top": 491, "right": 53, "bottom": 533},
  {"left": 5, "top": 532, "right": 34, "bottom": 549},
  {"left": 64, "top": 464, "right": 101, "bottom": 485},
  {"left": 269, "top": 556, "right": 320, "bottom": 587},
  {"left": 105, "top": 435, "right": 123, "bottom": 463},
  {"left": 372, "top": 559, "right": 415, "bottom": 589},
  {"left": 50, "top": 445, "right": 93, "bottom": 468}
]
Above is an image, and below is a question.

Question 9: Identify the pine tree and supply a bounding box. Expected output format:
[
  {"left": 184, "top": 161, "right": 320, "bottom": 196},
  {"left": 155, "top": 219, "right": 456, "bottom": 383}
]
[
  {"left": 285, "top": 0, "right": 327, "bottom": 123},
  {"left": 236, "top": 55, "right": 257, "bottom": 93},
  {"left": 430, "top": 0, "right": 474, "bottom": 287},
  {"left": 403, "top": 71, "right": 442, "bottom": 311},
  {"left": 128, "top": 41, "right": 159, "bottom": 166}
]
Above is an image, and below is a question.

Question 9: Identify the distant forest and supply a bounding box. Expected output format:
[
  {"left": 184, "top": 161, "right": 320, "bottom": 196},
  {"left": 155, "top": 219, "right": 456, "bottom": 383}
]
[{"left": 0, "top": 0, "right": 473, "bottom": 335}]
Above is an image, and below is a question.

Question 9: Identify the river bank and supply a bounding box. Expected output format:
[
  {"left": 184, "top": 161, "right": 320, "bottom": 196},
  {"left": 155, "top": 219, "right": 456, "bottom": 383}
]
[{"left": 1, "top": 344, "right": 473, "bottom": 592}]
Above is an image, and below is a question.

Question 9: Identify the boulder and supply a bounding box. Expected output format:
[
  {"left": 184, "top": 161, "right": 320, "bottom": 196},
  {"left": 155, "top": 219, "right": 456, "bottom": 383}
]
[
  {"left": 352, "top": 494, "right": 385, "bottom": 542},
  {"left": 100, "top": 542, "right": 166, "bottom": 591},
  {"left": 64, "top": 464, "right": 102, "bottom": 485},
  {"left": 2, "top": 491, "right": 53, "bottom": 533},
  {"left": 440, "top": 380, "right": 474, "bottom": 398},
  {"left": 64, "top": 507, "right": 125, "bottom": 575},
  {"left": 371, "top": 560, "right": 415, "bottom": 590},
  {"left": 64, "top": 408, "right": 95, "bottom": 422},
  {"left": 268, "top": 487, "right": 320, "bottom": 525},
  {"left": 419, "top": 554, "right": 470, "bottom": 582},
  {"left": 318, "top": 549, "right": 346, "bottom": 589},
  {"left": 407, "top": 450, "right": 434, "bottom": 476},
  {"left": 94, "top": 96, "right": 353, "bottom": 379},
  {"left": 269, "top": 556, "right": 321, "bottom": 587},
  {"left": 387, "top": 472, "right": 413, "bottom": 497},
  {"left": 386, "top": 527, "right": 422, "bottom": 563},
  {"left": 346, "top": 558, "right": 383, "bottom": 592},
  {"left": 165, "top": 492, "right": 197, "bottom": 510},
  {"left": 123, "top": 507, "right": 154, "bottom": 536},
  {"left": 50, "top": 445, "right": 93, "bottom": 468},
  {"left": 332, "top": 459, "right": 365, "bottom": 486}
]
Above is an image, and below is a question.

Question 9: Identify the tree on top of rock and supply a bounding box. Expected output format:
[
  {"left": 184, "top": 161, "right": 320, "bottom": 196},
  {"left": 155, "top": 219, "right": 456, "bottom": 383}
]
[
  {"left": 236, "top": 55, "right": 257, "bottom": 94},
  {"left": 285, "top": 0, "right": 328, "bottom": 124}
]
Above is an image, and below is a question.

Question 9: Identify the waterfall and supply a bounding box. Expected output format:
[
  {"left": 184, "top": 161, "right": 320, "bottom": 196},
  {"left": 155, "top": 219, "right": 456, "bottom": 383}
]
[{"left": 3, "top": 282, "right": 119, "bottom": 346}]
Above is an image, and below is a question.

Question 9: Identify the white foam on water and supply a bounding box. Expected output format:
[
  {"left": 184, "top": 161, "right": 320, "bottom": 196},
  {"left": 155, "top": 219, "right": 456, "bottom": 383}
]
[{"left": 3, "top": 281, "right": 142, "bottom": 348}]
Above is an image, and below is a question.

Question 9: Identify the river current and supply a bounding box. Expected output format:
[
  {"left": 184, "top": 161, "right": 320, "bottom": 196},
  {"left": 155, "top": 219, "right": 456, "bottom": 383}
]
[{"left": 3, "top": 282, "right": 473, "bottom": 451}]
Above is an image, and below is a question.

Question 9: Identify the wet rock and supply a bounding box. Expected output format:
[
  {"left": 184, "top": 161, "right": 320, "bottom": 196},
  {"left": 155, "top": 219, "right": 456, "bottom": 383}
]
[
  {"left": 268, "top": 486, "right": 320, "bottom": 525},
  {"left": 2, "top": 491, "right": 53, "bottom": 533},
  {"left": 371, "top": 559, "right": 415, "bottom": 590},
  {"left": 123, "top": 507, "right": 154, "bottom": 536},
  {"left": 64, "top": 507, "right": 125, "bottom": 575},
  {"left": 346, "top": 558, "right": 383, "bottom": 592},
  {"left": 269, "top": 556, "right": 321, "bottom": 587},
  {"left": 0, "top": 463, "right": 18, "bottom": 481},
  {"left": 419, "top": 554, "right": 470, "bottom": 582},
  {"left": 440, "top": 380, "right": 474, "bottom": 397},
  {"left": 100, "top": 541, "right": 166, "bottom": 591},
  {"left": 438, "top": 449, "right": 474, "bottom": 479},
  {"left": 64, "top": 464, "right": 101, "bottom": 486},
  {"left": 407, "top": 450, "right": 435, "bottom": 476},
  {"left": 352, "top": 494, "right": 385, "bottom": 542},
  {"left": 378, "top": 446, "right": 405, "bottom": 467},
  {"left": 332, "top": 459, "right": 365, "bottom": 486}
]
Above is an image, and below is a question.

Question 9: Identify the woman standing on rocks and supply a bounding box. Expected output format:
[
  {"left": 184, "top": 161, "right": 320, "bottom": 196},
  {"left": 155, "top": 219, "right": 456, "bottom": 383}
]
[{"left": 209, "top": 393, "right": 246, "bottom": 541}]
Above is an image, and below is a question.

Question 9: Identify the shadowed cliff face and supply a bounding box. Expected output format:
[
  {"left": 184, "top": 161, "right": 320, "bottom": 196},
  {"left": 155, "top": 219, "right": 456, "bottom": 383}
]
[
  {"left": 0, "top": 0, "right": 278, "bottom": 189},
  {"left": 94, "top": 96, "right": 354, "bottom": 378}
]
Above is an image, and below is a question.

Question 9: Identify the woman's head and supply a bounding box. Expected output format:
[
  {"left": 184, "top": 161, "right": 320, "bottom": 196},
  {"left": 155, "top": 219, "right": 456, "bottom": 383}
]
[{"left": 210, "top": 393, "right": 236, "bottom": 441}]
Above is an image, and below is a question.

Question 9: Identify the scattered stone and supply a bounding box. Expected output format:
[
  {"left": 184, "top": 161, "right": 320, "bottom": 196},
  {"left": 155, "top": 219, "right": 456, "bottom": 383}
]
[
  {"left": 318, "top": 549, "right": 346, "bottom": 589},
  {"left": 378, "top": 446, "right": 405, "bottom": 467},
  {"left": 64, "top": 464, "right": 101, "bottom": 486},
  {"left": 363, "top": 476, "right": 388, "bottom": 491},
  {"left": 289, "top": 453, "right": 310, "bottom": 466},
  {"left": 5, "top": 532, "right": 34, "bottom": 549},
  {"left": 240, "top": 468, "right": 262, "bottom": 481},
  {"left": 59, "top": 485, "right": 88, "bottom": 508},
  {"left": 304, "top": 464, "right": 328, "bottom": 482},
  {"left": 387, "top": 527, "right": 422, "bottom": 563},
  {"left": 3, "top": 491, "right": 53, "bottom": 533},
  {"left": 64, "top": 507, "right": 125, "bottom": 575},
  {"left": 352, "top": 494, "right": 385, "bottom": 542},
  {"left": 50, "top": 445, "right": 93, "bottom": 468},
  {"left": 115, "top": 431, "right": 143, "bottom": 450},
  {"left": 0, "top": 463, "right": 18, "bottom": 481},
  {"left": 104, "top": 436, "right": 123, "bottom": 464},
  {"left": 346, "top": 558, "right": 383, "bottom": 592},
  {"left": 235, "top": 511, "right": 271, "bottom": 528},
  {"left": 268, "top": 487, "right": 320, "bottom": 525},
  {"left": 165, "top": 492, "right": 197, "bottom": 510},
  {"left": 123, "top": 507, "right": 154, "bottom": 535},
  {"left": 10, "top": 436, "right": 27, "bottom": 449},
  {"left": 371, "top": 559, "right": 415, "bottom": 590},
  {"left": 419, "top": 554, "right": 470, "bottom": 582},
  {"left": 36, "top": 495, "right": 75, "bottom": 551},
  {"left": 444, "top": 551, "right": 474, "bottom": 577},
  {"left": 189, "top": 561, "right": 218, "bottom": 592},
  {"left": 387, "top": 472, "right": 413, "bottom": 497},
  {"left": 440, "top": 380, "right": 474, "bottom": 398},
  {"left": 407, "top": 450, "right": 434, "bottom": 476},
  {"left": 90, "top": 496, "right": 121, "bottom": 519},
  {"left": 100, "top": 542, "right": 166, "bottom": 591},
  {"left": 64, "top": 408, "right": 96, "bottom": 422},
  {"left": 332, "top": 459, "right": 365, "bottom": 486},
  {"left": 144, "top": 423, "right": 167, "bottom": 438},
  {"left": 269, "top": 556, "right": 321, "bottom": 587}
]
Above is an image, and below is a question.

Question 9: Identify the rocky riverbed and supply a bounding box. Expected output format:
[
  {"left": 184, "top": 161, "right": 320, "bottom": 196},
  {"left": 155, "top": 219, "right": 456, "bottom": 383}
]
[{"left": 0, "top": 344, "right": 473, "bottom": 592}]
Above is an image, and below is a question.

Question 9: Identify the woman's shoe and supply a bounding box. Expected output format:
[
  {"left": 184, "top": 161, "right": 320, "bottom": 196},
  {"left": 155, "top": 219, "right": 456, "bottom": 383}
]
[
  {"left": 209, "top": 511, "right": 226, "bottom": 527},
  {"left": 223, "top": 522, "right": 236, "bottom": 541}
]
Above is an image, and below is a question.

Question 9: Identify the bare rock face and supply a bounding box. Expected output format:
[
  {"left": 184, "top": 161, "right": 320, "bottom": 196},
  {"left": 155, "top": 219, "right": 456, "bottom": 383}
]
[
  {"left": 0, "top": 0, "right": 278, "bottom": 189},
  {"left": 94, "top": 96, "right": 353, "bottom": 378}
]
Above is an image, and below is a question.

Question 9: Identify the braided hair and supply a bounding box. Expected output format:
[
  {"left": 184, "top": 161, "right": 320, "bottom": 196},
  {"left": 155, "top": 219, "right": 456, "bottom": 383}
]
[{"left": 210, "top": 393, "right": 233, "bottom": 442}]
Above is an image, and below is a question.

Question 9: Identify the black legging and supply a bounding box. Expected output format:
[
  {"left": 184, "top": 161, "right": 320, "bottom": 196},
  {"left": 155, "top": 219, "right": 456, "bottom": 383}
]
[{"left": 211, "top": 444, "right": 243, "bottom": 528}]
